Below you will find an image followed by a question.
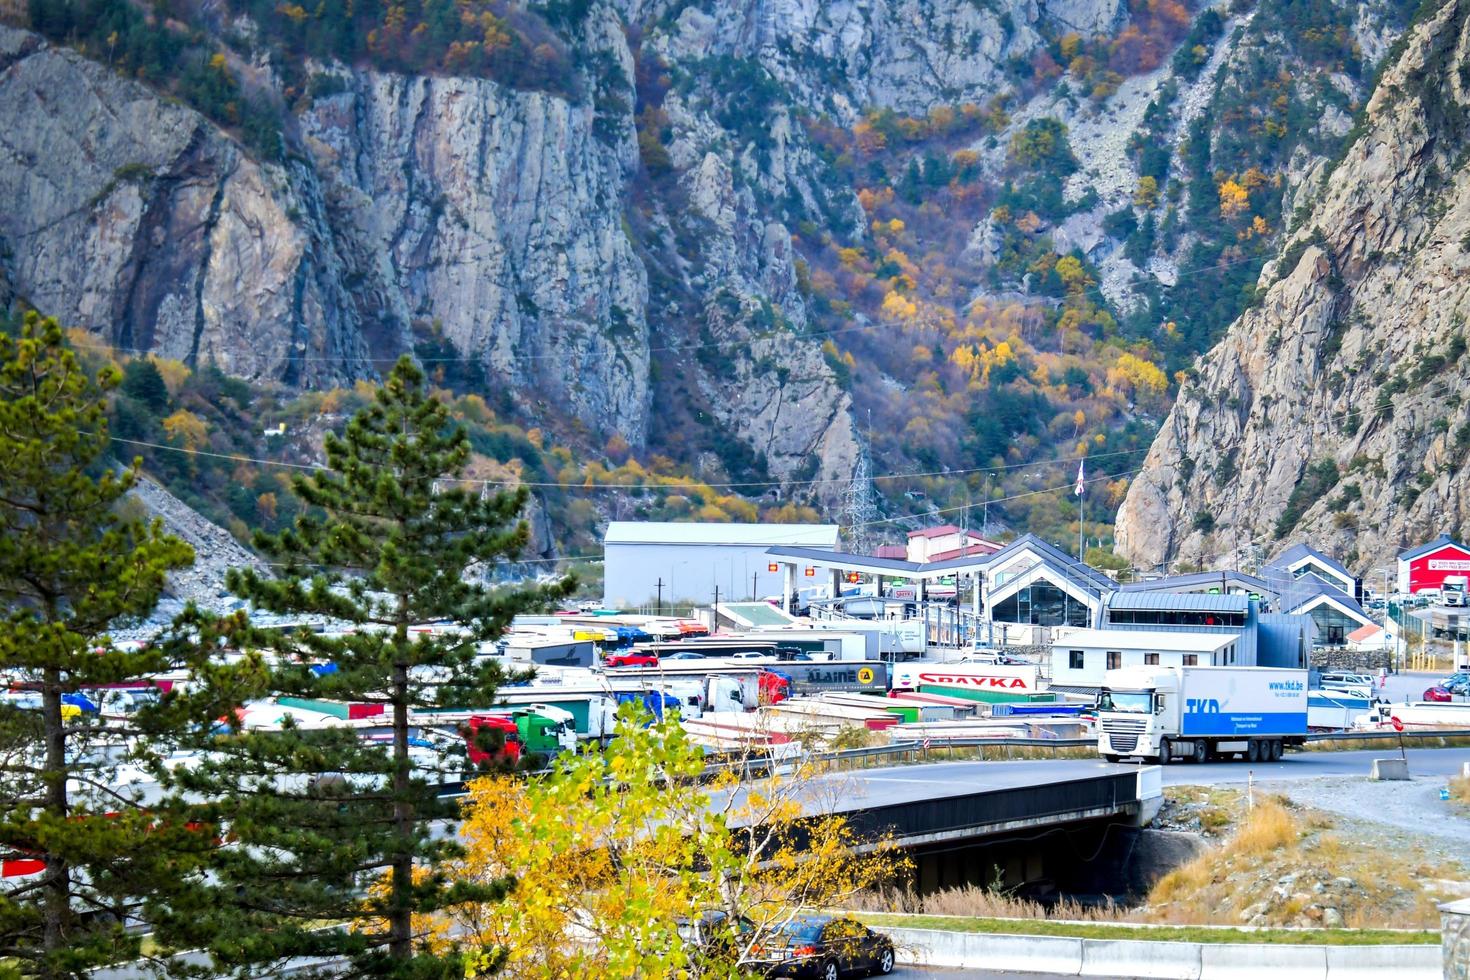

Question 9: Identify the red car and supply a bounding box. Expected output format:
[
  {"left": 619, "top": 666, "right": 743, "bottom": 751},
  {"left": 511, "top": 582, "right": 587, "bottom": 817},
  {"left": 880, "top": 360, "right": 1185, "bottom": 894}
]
[
  {"left": 1423, "top": 686, "right": 1454, "bottom": 703},
  {"left": 604, "top": 651, "right": 659, "bottom": 668}
]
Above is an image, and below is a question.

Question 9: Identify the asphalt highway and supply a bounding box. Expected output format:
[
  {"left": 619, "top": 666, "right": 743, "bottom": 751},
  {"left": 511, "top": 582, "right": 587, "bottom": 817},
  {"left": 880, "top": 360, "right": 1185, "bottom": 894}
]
[{"left": 837, "top": 745, "right": 1470, "bottom": 796}]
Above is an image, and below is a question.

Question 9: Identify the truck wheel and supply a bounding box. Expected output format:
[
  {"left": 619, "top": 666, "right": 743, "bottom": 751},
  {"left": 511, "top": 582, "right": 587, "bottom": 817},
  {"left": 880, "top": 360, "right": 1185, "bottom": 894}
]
[
  {"left": 1192, "top": 740, "right": 1207, "bottom": 764},
  {"left": 1159, "top": 739, "right": 1172, "bottom": 764},
  {"left": 1246, "top": 740, "right": 1261, "bottom": 763},
  {"left": 1270, "top": 739, "right": 1283, "bottom": 761},
  {"left": 1104, "top": 754, "right": 1121, "bottom": 763}
]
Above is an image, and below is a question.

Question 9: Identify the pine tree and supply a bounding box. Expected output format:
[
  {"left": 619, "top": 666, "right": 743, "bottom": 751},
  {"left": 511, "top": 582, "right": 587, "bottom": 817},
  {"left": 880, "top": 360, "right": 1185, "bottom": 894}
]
[
  {"left": 171, "top": 356, "right": 572, "bottom": 977},
  {"left": 0, "top": 312, "right": 208, "bottom": 978}
]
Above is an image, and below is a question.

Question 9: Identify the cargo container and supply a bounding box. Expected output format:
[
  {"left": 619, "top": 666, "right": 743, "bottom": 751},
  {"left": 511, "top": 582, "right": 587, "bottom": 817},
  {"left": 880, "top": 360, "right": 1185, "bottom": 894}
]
[{"left": 1096, "top": 665, "right": 1308, "bottom": 763}]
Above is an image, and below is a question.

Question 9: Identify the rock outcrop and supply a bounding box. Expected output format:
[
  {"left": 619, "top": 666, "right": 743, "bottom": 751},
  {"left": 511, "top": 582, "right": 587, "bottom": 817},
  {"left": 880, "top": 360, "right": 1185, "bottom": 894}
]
[
  {"left": 0, "top": 27, "right": 367, "bottom": 387},
  {"left": 1116, "top": 0, "right": 1470, "bottom": 572},
  {"left": 641, "top": 0, "right": 1118, "bottom": 119}
]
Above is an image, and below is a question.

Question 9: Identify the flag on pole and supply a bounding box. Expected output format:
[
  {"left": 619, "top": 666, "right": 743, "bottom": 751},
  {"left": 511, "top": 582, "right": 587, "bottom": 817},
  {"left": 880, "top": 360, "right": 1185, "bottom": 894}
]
[{"left": 1074, "top": 458, "right": 1086, "bottom": 496}]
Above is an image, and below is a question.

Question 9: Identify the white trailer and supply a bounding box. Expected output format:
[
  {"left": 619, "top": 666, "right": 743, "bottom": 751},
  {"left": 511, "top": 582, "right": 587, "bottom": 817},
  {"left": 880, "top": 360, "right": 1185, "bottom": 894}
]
[{"left": 1096, "top": 665, "right": 1308, "bottom": 764}]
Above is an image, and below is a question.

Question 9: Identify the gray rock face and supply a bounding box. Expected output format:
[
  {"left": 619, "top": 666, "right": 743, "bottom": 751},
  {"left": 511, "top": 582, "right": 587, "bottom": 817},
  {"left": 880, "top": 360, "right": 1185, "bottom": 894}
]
[
  {"left": 643, "top": 0, "right": 1119, "bottom": 119},
  {"left": 299, "top": 64, "right": 652, "bottom": 443},
  {"left": 1116, "top": 0, "right": 1470, "bottom": 573},
  {"left": 0, "top": 27, "right": 367, "bottom": 386}
]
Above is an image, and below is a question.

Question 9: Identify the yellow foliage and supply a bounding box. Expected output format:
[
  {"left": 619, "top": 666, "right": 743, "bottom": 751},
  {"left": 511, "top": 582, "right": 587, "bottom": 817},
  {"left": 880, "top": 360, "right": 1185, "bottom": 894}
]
[
  {"left": 1133, "top": 175, "right": 1159, "bottom": 209},
  {"left": 148, "top": 356, "right": 191, "bottom": 396},
  {"left": 446, "top": 714, "right": 909, "bottom": 979},
  {"left": 1218, "top": 179, "right": 1250, "bottom": 218},
  {"left": 880, "top": 290, "right": 919, "bottom": 321},
  {"left": 837, "top": 246, "right": 866, "bottom": 269},
  {"left": 910, "top": 344, "right": 933, "bottom": 365},
  {"left": 1054, "top": 255, "right": 1091, "bottom": 292},
  {"left": 1106, "top": 352, "right": 1169, "bottom": 403},
  {"left": 1059, "top": 32, "right": 1083, "bottom": 60},
  {"left": 161, "top": 409, "right": 208, "bottom": 450}
]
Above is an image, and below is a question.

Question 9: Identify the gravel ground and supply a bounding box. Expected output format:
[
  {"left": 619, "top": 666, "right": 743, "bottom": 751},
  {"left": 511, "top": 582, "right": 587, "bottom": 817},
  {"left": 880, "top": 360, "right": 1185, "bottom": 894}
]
[{"left": 1258, "top": 774, "right": 1470, "bottom": 869}]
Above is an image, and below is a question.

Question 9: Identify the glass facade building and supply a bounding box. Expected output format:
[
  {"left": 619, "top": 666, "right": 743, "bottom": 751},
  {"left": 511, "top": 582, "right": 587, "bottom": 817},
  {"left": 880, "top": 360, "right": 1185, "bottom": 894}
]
[{"left": 991, "top": 583, "right": 1091, "bottom": 627}]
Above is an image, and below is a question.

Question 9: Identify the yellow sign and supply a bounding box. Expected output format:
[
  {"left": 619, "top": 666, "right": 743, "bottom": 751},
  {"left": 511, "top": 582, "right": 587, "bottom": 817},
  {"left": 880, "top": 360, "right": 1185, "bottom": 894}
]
[{"left": 857, "top": 667, "right": 874, "bottom": 685}]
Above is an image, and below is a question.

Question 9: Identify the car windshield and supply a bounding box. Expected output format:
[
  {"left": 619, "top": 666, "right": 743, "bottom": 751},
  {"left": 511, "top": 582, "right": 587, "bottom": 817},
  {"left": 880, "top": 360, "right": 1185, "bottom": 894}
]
[{"left": 1099, "top": 690, "right": 1152, "bottom": 713}]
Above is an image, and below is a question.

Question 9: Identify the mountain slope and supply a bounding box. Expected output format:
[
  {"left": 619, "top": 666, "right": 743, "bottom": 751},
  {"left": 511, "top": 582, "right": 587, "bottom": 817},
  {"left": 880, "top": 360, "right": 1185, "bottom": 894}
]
[
  {"left": 0, "top": 0, "right": 1433, "bottom": 547},
  {"left": 1116, "top": 0, "right": 1470, "bottom": 572}
]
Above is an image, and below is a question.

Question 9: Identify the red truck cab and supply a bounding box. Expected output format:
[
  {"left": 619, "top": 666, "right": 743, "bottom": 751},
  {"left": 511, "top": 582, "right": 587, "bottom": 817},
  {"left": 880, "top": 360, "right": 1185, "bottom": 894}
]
[{"left": 466, "top": 714, "right": 523, "bottom": 765}]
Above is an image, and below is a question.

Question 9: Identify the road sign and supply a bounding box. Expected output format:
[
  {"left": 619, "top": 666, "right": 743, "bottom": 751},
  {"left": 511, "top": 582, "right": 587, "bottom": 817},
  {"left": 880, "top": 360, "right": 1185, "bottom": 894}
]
[{"left": 1391, "top": 716, "right": 1404, "bottom": 732}]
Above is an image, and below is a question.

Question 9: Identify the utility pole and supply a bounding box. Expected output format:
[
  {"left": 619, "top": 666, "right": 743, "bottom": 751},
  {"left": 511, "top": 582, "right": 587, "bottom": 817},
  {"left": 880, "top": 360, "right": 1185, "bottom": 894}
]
[
  {"left": 752, "top": 571, "right": 759, "bottom": 600},
  {"left": 981, "top": 474, "right": 991, "bottom": 539},
  {"left": 655, "top": 578, "right": 664, "bottom": 617}
]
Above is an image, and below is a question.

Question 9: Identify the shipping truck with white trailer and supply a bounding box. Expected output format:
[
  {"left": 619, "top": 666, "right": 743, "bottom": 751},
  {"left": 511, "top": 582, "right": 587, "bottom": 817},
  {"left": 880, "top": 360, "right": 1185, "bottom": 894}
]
[{"left": 1096, "top": 665, "right": 1308, "bottom": 764}]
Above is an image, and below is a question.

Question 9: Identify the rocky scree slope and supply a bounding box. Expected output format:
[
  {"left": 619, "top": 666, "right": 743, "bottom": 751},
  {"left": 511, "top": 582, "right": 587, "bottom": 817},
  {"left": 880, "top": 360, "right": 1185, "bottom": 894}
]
[{"left": 1116, "top": 0, "right": 1470, "bottom": 573}]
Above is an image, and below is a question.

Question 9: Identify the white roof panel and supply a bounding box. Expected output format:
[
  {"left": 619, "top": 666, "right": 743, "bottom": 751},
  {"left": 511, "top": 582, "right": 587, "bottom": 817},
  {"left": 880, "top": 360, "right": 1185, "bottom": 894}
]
[
  {"left": 604, "top": 521, "right": 840, "bottom": 547},
  {"left": 1051, "top": 629, "right": 1239, "bottom": 652}
]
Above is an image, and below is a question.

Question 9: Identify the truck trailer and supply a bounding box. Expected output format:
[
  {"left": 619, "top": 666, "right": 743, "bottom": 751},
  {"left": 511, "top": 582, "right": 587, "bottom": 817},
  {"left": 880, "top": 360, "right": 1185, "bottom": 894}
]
[{"left": 1096, "top": 665, "right": 1308, "bottom": 764}]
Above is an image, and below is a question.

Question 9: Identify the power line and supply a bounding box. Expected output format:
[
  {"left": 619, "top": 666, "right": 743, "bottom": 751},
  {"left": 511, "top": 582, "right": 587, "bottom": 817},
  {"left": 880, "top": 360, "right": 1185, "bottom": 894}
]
[
  {"left": 844, "top": 467, "right": 1145, "bottom": 531},
  {"left": 103, "top": 433, "right": 1152, "bottom": 492}
]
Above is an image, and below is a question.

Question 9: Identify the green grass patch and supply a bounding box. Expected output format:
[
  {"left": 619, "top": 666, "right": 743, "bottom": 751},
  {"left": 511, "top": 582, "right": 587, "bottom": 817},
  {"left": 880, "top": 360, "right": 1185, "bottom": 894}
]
[{"left": 854, "top": 913, "right": 1439, "bottom": 945}]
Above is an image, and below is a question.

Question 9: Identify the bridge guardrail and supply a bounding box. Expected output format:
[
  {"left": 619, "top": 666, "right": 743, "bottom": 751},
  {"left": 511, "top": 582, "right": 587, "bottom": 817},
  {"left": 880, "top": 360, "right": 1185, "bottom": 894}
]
[{"left": 437, "top": 728, "right": 1470, "bottom": 795}]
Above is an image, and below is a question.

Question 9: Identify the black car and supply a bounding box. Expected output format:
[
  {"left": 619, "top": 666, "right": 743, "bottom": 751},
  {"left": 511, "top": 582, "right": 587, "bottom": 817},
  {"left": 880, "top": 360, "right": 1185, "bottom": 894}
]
[{"left": 749, "top": 914, "right": 896, "bottom": 979}]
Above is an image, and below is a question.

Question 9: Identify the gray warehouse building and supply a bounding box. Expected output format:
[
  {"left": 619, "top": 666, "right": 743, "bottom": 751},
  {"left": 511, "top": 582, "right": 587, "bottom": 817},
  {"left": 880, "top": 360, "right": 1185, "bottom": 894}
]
[{"left": 602, "top": 521, "right": 840, "bottom": 610}]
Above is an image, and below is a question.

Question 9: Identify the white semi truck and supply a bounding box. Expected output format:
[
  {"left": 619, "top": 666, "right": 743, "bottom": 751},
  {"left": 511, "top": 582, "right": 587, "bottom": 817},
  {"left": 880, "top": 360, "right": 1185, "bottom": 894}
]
[{"left": 1096, "top": 665, "right": 1309, "bottom": 764}]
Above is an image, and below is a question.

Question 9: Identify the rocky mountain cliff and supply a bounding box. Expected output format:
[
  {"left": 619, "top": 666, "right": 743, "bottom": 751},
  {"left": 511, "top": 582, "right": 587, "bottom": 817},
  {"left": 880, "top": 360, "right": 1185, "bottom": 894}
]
[
  {"left": 1116, "top": 0, "right": 1470, "bottom": 573},
  {"left": 0, "top": 0, "right": 1433, "bottom": 547}
]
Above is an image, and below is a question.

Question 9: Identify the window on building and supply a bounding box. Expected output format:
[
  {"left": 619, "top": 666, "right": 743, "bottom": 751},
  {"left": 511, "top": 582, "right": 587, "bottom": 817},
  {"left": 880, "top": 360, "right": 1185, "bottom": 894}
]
[
  {"left": 1106, "top": 651, "right": 1121, "bottom": 669},
  {"left": 1144, "top": 653, "right": 1160, "bottom": 665},
  {"left": 990, "top": 582, "right": 1091, "bottom": 627},
  {"left": 1069, "top": 649, "right": 1084, "bottom": 670},
  {"left": 1183, "top": 654, "right": 1198, "bottom": 666}
]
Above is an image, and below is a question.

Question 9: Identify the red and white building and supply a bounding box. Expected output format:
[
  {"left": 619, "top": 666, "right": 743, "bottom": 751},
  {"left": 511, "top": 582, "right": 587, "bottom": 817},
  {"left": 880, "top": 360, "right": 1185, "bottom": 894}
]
[
  {"left": 1397, "top": 534, "right": 1470, "bottom": 594},
  {"left": 905, "top": 525, "right": 1001, "bottom": 563}
]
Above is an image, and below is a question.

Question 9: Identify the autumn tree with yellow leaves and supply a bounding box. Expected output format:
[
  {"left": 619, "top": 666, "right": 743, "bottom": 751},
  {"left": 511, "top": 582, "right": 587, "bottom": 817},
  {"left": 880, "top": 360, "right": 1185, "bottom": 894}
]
[{"left": 443, "top": 710, "right": 910, "bottom": 979}]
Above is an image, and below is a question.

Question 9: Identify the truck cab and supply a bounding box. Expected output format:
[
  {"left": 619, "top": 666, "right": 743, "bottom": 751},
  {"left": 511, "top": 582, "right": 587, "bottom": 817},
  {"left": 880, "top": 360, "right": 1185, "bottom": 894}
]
[
  {"left": 1444, "top": 575, "right": 1468, "bottom": 607},
  {"left": 1096, "top": 666, "right": 1179, "bottom": 762}
]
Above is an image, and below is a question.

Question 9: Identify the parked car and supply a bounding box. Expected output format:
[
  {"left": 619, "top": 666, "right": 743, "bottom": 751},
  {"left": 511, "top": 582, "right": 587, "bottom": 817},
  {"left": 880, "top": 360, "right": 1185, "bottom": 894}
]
[
  {"left": 1441, "top": 672, "right": 1470, "bottom": 695},
  {"left": 604, "top": 651, "right": 659, "bottom": 668},
  {"left": 664, "top": 651, "right": 707, "bottom": 660},
  {"left": 747, "top": 914, "right": 895, "bottom": 979},
  {"left": 677, "top": 910, "right": 756, "bottom": 967},
  {"left": 1423, "top": 686, "right": 1454, "bottom": 703}
]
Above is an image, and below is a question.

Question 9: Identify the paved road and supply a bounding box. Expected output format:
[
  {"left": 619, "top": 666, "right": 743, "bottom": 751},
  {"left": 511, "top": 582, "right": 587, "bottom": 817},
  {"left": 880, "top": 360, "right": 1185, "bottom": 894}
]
[{"left": 842, "top": 746, "right": 1470, "bottom": 796}]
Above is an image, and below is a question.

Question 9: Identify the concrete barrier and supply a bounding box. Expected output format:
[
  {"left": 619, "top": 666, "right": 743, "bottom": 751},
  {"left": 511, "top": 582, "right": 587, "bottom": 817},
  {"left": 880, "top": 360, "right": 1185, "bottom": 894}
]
[
  {"left": 1081, "top": 937, "right": 1201, "bottom": 978},
  {"left": 882, "top": 926, "right": 1083, "bottom": 974},
  {"left": 881, "top": 924, "right": 1442, "bottom": 978},
  {"left": 1370, "top": 757, "right": 1409, "bottom": 780},
  {"left": 1324, "top": 943, "right": 1441, "bottom": 979},
  {"left": 1198, "top": 943, "right": 1327, "bottom": 979}
]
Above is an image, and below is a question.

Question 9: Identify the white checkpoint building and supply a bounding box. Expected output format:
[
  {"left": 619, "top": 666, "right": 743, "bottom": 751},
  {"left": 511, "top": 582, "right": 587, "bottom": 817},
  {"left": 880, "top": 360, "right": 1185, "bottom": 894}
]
[{"left": 602, "top": 521, "right": 840, "bottom": 609}]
